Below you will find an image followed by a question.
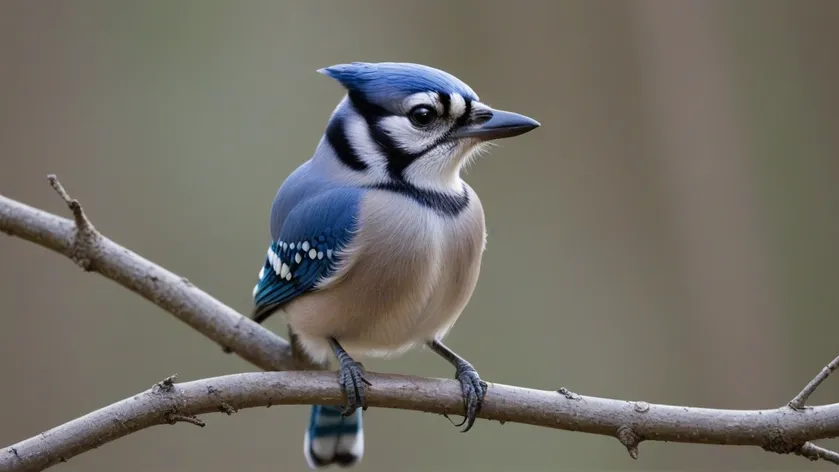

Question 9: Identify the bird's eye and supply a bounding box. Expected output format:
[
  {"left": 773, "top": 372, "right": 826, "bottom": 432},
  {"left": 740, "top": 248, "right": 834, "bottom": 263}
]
[{"left": 408, "top": 105, "right": 437, "bottom": 127}]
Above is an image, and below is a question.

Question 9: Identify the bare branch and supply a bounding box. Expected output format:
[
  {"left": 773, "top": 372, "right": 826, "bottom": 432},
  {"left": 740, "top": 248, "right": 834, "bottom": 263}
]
[
  {"left": 2, "top": 178, "right": 839, "bottom": 470},
  {"left": 789, "top": 355, "right": 839, "bottom": 410},
  {"left": 4, "top": 371, "right": 839, "bottom": 472},
  {"left": 798, "top": 442, "right": 839, "bottom": 465},
  {"left": 0, "top": 177, "right": 295, "bottom": 372}
]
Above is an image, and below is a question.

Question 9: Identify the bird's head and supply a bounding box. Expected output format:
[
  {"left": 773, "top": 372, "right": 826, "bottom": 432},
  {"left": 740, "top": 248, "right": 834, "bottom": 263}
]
[{"left": 318, "top": 62, "right": 539, "bottom": 191}]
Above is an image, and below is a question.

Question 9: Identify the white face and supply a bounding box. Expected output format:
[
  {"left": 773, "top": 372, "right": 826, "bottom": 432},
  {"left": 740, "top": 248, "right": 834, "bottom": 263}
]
[
  {"left": 382, "top": 92, "right": 467, "bottom": 155},
  {"left": 355, "top": 92, "right": 494, "bottom": 191}
]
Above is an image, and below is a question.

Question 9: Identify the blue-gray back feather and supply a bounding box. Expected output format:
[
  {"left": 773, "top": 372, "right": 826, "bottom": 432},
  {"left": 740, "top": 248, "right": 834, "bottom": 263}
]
[{"left": 252, "top": 176, "right": 362, "bottom": 322}]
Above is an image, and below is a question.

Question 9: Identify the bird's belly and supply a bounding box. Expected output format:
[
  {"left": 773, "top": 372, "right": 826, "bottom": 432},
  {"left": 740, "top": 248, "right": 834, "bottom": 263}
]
[
  {"left": 291, "top": 284, "right": 469, "bottom": 362},
  {"left": 285, "top": 190, "right": 485, "bottom": 363}
]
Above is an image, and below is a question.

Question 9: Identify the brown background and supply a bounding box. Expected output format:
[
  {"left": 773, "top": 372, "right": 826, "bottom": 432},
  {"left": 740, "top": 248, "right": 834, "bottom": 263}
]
[{"left": 2, "top": 1, "right": 838, "bottom": 470}]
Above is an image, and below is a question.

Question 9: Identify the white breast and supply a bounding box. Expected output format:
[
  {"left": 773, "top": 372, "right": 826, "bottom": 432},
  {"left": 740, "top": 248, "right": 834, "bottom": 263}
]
[{"left": 284, "top": 185, "right": 486, "bottom": 364}]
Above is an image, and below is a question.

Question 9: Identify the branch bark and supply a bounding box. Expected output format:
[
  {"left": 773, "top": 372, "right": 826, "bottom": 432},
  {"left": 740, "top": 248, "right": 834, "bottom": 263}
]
[
  {"left": 0, "top": 178, "right": 294, "bottom": 373},
  {"left": 4, "top": 371, "right": 839, "bottom": 472},
  {"left": 790, "top": 355, "right": 839, "bottom": 411},
  {"left": 1, "top": 176, "right": 838, "bottom": 470}
]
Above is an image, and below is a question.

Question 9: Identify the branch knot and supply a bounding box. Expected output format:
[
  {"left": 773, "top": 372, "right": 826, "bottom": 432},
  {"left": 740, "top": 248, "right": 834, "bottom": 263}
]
[
  {"left": 632, "top": 401, "right": 650, "bottom": 413},
  {"left": 153, "top": 374, "right": 179, "bottom": 393},
  {"left": 557, "top": 387, "right": 581, "bottom": 401},
  {"left": 47, "top": 175, "right": 100, "bottom": 271},
  {"left": 761, "top": 428, "right": 800, "bottom": 455},
  {"left": 617, "top": 425, "right": 641, "bottom": 459},
  {"left": 164, "top": 412, "right": 205, "bottom": 427},
  {"left": 218, "top": 403, "right": 237, "bottom": 415}
]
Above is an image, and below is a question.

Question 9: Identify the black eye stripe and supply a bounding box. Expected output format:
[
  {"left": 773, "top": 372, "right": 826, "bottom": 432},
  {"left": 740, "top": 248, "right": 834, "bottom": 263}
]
[
  {"left": 437, "top": 92, "right": 451, "bottom": 118},
  {"left": 325, "top": 114, "right": 368, "bottom": 172},
  {"left": 347, "top": 90, "right": 389, "bottom": 119},
  {"left": 454, "top": 99, "right": 472, "bottom": 129},
  {"left": 330, "top": 90, "right": 474, "bottom": 217},
  {"left": 346, "top": 90, "right": 472, "bottom": 182}
]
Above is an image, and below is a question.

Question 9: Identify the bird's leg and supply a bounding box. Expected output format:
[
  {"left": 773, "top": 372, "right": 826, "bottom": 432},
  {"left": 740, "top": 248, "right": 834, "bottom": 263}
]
[
  {"left": 427, "top": 339, "right": 487, "bottom": 432},
  {"left": 329, "top": 337, "right": 371, "bottom": 415}
]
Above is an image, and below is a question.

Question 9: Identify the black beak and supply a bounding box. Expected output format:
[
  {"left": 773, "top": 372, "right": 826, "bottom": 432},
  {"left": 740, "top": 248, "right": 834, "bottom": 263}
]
[{"left": 450, "top": 107, "right": 540, "bottom": 141}]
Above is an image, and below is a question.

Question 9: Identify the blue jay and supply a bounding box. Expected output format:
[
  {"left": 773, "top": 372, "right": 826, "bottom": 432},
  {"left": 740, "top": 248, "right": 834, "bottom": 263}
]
[{"left": 249, "top": 62, "right": 539, "bottom": 468}]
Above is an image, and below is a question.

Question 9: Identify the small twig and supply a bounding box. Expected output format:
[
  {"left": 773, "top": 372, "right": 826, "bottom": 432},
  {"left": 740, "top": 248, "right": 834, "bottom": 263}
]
[
  {"left": 789, "top": 355, "right": 839, "bottom": 410},
  {"left": 797, "top": 442, "right": 839, "bottom": 465},
  {"left": 164, "top": 413, "right": 206, "bottom": 428},
  {"left": 46, "top": 174, "right": 99, "bottom": 270},
  {"left": 47, "top": 175, "right": 93, "bottom": 231}
]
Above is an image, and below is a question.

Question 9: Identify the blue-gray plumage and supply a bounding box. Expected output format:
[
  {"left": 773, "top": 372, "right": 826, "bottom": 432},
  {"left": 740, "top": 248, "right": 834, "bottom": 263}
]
[
  {"left": 249, "top": 61, "right": 539, "bottom": 468},
  {"left": 253, "top": 187, "right": 362, "bottom": 316}
]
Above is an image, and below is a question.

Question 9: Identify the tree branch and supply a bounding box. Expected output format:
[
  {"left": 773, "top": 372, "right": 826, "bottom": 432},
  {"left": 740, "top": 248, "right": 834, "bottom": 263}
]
[
  {"left": 789, "top": 354, "right": 839, "bottom": 410},
  {"left": 0, "top": 177, "right": 295, "bottom": 372},
  {"left": 2, "top": 176, "right": 839, "bottom": 470},
  {"left": 4, "top": 371, "right": 839, "bottom": 472}
]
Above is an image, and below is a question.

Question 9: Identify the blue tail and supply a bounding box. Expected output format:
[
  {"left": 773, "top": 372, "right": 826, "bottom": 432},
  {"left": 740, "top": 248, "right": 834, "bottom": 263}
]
[{"left": 304, "top": 405, "right": 364, "bottom": 468}]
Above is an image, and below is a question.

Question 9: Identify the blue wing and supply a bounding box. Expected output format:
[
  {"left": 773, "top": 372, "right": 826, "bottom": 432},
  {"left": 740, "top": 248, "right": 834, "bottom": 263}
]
[{"left": 251, "top": 187, "right": 362, "bottom": 323}]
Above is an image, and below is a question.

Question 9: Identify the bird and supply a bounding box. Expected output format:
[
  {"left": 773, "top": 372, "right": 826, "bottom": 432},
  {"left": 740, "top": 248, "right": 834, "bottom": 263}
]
[{"left": 248, "top": 61, "right": 539, "bottom": 468}]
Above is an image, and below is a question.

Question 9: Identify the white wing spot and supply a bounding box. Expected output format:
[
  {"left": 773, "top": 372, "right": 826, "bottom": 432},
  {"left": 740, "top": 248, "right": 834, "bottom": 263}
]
[
  {"left": 295, "top": 253, "right": 302, "bottom": 264},
  {"left": 290, "top": 243, "right": 295, "bottom": 250},
  {"left": 317, "top": 251, "right": 324, "bottom": 260},
  {"left": 285, "top": 272, "right": 292, "bottom": 281},
  {"left": 302, "top": 241, "right": 310, "bottom": 251},
  {"left": 269, "top": 252, "right": 281, "bottom": 275},
  {"left": 258, "top": 267, "right": 265, "bottom": 279},
  {"left": 327, "top": 249, "right": 333, "bottom": 259},
  {"left": 252, "top": 284, "right": 258, "bottom": 297},
  {"left": 280, "top": 263, "right": 290, "bottom": 279},
  {"left": 309, "top": 249, "right": 317, "bottom": 259}
]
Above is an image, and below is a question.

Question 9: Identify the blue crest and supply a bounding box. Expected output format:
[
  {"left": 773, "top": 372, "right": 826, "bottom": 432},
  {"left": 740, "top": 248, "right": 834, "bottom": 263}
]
[{"left": 318, "top": 62, "right": 479, "bottom": 106}]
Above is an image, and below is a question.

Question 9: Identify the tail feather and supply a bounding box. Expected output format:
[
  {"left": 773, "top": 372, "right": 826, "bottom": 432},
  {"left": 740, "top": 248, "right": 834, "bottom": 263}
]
[{"left": 304, "top": 405, "right": 364, "bottom": 469}]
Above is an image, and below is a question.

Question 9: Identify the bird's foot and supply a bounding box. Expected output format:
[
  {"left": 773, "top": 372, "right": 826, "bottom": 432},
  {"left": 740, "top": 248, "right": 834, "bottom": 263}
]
[
  {"left": 336, "top": 357, "right": 371, "bottom": 416},
  {"left": 453, "top": 361, "right": 487, "bottom": 432}
]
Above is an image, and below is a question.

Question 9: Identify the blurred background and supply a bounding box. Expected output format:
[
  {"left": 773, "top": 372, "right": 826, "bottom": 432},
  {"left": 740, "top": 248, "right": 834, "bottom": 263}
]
[{"left": 1, "top": 1, "right": 838, "bottom": 470}]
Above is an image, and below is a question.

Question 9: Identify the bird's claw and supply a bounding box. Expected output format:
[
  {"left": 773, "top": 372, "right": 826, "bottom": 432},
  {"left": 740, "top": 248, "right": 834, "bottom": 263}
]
[
  {"left": 337, "top": 359, "right": 371, "bottom": 416},
  {"left": 453, "top": 362, "right": 487, "bottom": 432}
]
